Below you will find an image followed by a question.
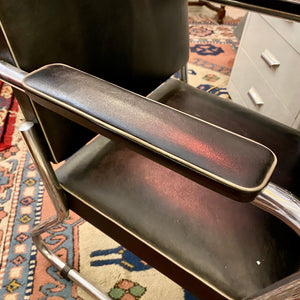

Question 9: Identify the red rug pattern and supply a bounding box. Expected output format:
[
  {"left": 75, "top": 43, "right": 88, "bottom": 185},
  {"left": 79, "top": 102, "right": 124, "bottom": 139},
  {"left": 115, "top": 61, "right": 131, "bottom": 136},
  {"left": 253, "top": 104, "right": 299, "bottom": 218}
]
[{"left": 0, "top": 83, "right": 19, "bottom": 151}]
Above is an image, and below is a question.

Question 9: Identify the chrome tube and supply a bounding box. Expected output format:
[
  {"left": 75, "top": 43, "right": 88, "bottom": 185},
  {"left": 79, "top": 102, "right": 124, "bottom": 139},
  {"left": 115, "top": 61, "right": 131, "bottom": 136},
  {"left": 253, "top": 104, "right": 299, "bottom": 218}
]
[
  {"left": 253, "top": 182, "right": 300, "bottom": 236},
  {"left": 178, "top": 64, "right": 188, "bottom": 83},
  {"left": 0, "top": 60, "right": 27, "bottom": 91},
  {"left": 68, "top": 268, "right": 112, "bottom": 300},
  {"left": 32, "top": 234, "right": 111, "bottom": 300},
  {"left": 19, "top": 121, "right": 68, "bottom": 234},
  {"left": 19, "top": 121, "right": 112, "bottom": 300}
]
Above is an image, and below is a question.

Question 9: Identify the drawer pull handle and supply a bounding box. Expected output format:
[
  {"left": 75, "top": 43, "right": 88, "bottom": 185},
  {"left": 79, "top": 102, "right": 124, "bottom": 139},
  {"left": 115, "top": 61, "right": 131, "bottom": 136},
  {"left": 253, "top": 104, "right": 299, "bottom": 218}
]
[
  {"left": 261, "top": 49, "right": 280, "bottom": 68},
  {"left": 248, "top": 87, "right": 264, "bottom": 106}
]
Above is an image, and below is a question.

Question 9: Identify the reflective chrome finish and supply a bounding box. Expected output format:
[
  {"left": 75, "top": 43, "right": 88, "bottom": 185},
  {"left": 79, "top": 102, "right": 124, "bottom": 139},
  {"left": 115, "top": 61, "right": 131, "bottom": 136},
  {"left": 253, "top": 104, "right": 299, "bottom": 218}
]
[
  {"left": 178, "top": 64, "right": 188, "bottom": 83},
  {"left": 32, "top": 235, "right": 111, "bottom": 300},
  {"left": 253, "top": 182, "right": 300, "bottom": 236},
  {"left": 68, "top": 269, "right": 112, "bottom": 300},
  {"left": 19, "top": 121, "right": 112, "bottom": 300},
  {"left": 0, "top": 60, "right": 27, "bottom": 91},
  {"left": 19, "top": 121, "right": 68, "bottom": 233}
]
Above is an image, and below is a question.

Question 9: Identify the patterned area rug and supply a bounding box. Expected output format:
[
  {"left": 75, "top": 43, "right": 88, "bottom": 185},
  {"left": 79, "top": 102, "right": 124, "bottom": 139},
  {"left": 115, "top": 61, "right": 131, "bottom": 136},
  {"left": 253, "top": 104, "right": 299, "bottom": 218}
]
[
  {"left": 185, "top": 5, "right": 243, "bottom": 98},
  {"left": 0, "top": 7, "right": 245, "bottom": 300},
  {"left": 0, "top": 83, "right": 20, "bottom": 151}
]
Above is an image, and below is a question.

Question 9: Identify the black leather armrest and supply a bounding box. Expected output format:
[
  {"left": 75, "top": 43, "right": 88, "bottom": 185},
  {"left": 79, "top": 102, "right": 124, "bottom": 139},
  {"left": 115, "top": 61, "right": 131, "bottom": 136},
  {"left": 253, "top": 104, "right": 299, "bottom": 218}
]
[{"left": 23, "top": 64, "right": 276, "bottom": 202}]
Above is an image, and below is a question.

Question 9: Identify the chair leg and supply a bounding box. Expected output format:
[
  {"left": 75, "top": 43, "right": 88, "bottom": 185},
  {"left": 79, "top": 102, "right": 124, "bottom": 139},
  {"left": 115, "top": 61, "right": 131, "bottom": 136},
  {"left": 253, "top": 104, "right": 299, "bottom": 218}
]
[
  {"left": 32, "top": 233, "right": 111, "bottom": 299},
  {"left": 19, "top": 121, "right": 111, "bottom": 300},
  {"left": 178, "top": 64, "right": 188, "bottom": 83}
]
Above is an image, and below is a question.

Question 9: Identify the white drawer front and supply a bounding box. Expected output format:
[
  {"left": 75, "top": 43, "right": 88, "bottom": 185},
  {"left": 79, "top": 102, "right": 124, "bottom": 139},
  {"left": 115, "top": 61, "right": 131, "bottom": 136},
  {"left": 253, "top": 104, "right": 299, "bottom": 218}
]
[
  {"left": 240, "top": 13, "right": 300, "bottom": 114},
  {"left": 230, "top": 47, "right": 294, "bottom": 125},
  {"left": 227, "top": 80, "right": 247, "bottom": 107},
  {"left": 261, "top": 14, "right": 300, "bottom": 53}
]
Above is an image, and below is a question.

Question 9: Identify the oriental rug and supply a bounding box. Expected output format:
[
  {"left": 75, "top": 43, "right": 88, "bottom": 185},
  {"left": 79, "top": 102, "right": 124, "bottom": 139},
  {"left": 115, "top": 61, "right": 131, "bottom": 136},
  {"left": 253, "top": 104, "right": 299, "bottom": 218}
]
[
  {"left": 184, "top": 5, "right": 244, "bottom": 98},
  {"left": 0, "top": 83, "right": 20, "bottom": 152},
  {"left": 0, "top": 7, "right": 245, "bottom": 300}
]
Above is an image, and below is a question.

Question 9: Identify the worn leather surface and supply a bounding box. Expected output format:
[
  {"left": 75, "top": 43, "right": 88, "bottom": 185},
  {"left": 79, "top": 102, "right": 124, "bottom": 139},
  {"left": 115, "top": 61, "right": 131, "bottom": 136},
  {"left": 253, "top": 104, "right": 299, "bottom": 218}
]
[
  {"left": 24, "top": 64, "right": 276, "bottom": 201},
  {"left": 1, "top": 1, "right": 298, "bottom": 298},
  {"left": 0, "top": 0, "right": 188, "bottom": 95},
  {"left": 150, "top": 78, "right": 300, "bottom": 198},
  {"left": 56, "top": 135, "right": 300, "bottom": 299},
  {"left": 0, "top": 0, "right": 189, "bottom": 161}
]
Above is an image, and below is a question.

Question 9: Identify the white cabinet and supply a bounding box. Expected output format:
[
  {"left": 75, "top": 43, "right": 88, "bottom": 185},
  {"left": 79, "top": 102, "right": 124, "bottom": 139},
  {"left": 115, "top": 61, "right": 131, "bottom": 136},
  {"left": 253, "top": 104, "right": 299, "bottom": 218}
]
[{"left": 228, "top": 12, "right": 300, "bottom": 129}]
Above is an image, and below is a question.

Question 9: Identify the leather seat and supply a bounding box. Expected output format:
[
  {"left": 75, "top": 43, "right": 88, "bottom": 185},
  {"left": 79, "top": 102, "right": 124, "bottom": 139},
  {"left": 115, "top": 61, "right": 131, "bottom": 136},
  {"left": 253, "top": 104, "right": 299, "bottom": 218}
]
[
  {"left": 50, "top": 73, "right": 300, "bottom": 299},
  {"left": 15, "top": 63, "right": 297, "bottom": 299},
  {"left": 56, "top": 135, "right": 299, "bottom": 299}
]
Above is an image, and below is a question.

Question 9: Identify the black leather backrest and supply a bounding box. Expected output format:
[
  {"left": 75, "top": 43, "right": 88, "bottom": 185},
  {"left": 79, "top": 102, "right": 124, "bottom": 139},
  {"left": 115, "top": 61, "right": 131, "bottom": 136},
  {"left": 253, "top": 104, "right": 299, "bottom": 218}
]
[{"left": 0, "top": 0, "right": 189, "bottom": 162}]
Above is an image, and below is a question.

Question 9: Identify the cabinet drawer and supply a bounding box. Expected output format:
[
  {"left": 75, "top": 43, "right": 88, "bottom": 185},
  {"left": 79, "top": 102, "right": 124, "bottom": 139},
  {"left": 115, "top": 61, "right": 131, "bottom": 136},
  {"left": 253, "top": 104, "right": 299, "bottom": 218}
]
[
  {"left": 261, "top": 14, "right": 300, "bottom": 53},
  {"left": 230, "top": 47, "right": 293, "bottom": 125},
  {"left": 227, "top": 80, "right": 247, "bottom": 107},
  {"left": 240, "top": 13, "right": 300, "bottom": 113}
]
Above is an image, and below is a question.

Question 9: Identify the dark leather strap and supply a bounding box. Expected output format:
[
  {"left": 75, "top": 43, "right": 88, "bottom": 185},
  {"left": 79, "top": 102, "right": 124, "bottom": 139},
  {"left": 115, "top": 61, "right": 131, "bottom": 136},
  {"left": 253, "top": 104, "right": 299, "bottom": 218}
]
[{"left": 23, "top": 64, "right": 276, "bottom": 202}]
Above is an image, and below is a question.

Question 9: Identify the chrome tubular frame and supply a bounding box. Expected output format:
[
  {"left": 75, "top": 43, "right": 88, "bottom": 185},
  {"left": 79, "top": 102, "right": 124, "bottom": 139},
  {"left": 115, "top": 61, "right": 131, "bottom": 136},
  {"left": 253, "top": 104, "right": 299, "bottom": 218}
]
[
  {"left": 1, "top": 60, "right": 299, "bottom": 300},
  {"left": 20, "top": 122, "right": 300, "bottom": 300},
  {"left": 249, "top": 183, "right": 300, "bottom": 298},
  {"left": 178, "top": 64, "right": 188, "bottom": 83},
  {"left": 19, "top": 121, "right": 111, "bottom": 300},
  {"left": 19, "top": 122, "right": 68, "bottom": 231},
  {"left": 253, "top": 182, "right": 300, "bottom": 236},
  {"left": 0, "top": 60, "right": 26, "bottom": 91}
]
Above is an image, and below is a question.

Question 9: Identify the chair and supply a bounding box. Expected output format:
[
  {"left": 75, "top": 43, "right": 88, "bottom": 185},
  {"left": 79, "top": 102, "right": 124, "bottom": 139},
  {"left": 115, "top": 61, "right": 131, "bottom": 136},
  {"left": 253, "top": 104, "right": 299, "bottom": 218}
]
[{"left": 0, "top": 1, "right": 299, "bottom": 299}]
